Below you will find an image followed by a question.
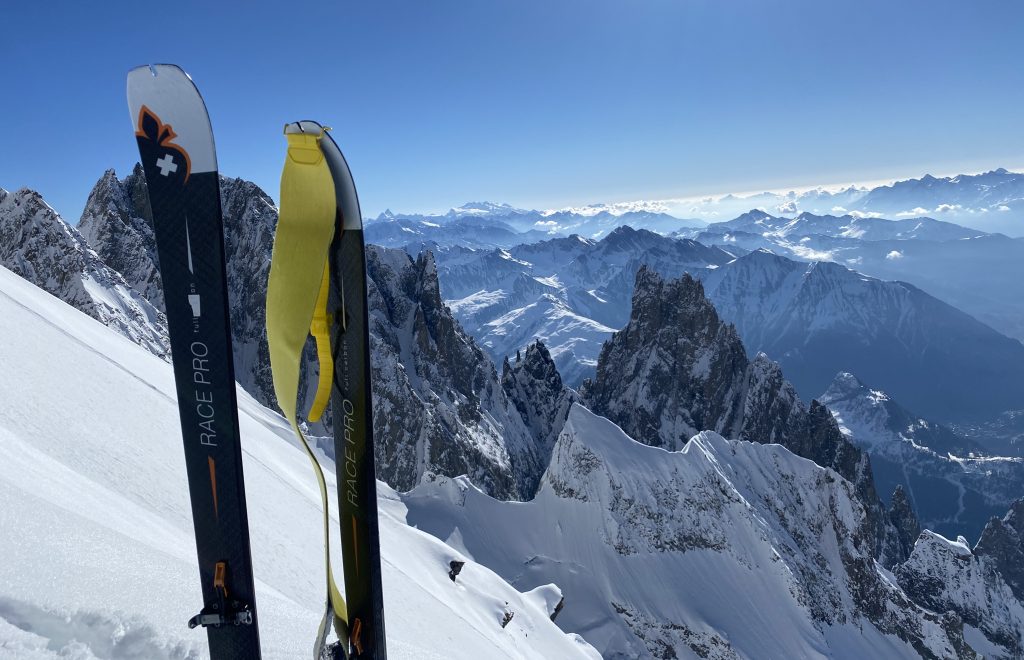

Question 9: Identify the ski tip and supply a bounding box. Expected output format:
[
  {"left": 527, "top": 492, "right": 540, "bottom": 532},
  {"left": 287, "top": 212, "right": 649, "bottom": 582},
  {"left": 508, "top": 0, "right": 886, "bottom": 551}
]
[
  {"left": 126, "top": 64, "right": 218, "bottom": 175},
  {"left": 127, "top": 63, "right": 190, "bottom": 78}
]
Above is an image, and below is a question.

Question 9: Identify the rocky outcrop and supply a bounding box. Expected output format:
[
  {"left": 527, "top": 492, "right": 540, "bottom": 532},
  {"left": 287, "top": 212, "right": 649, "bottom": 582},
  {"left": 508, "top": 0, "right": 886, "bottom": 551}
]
[
  {"left": 975, "top": 500, "right": 1024, "bottom": 603},
  {"left": 501, "top": 341, "right": 578, "bottom": 494},
  {"left": 77, "top": 166, "right": 162, "bottom": 308},
  {"left": 79, "top": 169, "right": 279, "bottom": 409},
  {"left": 581, "top": 267, "right": 906, "bottom": 563},
  {"left": 0, "top": 186, "right": 168, "bottom": 358},
  {"left": 365, "top": 247, "right": 543, "bottom": 499},
  {"left": 895, "top": 512, "right": 1024, "bottom": 658},
  {"left": 889, "top": 485, "right": 922, "bottom": 558}
]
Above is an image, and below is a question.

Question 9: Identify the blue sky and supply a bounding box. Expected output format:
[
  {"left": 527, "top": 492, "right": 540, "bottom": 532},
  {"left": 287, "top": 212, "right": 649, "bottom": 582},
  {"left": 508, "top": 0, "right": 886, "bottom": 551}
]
[{"left": 2, "top": 0, "right": 1022, "bottom": 220}]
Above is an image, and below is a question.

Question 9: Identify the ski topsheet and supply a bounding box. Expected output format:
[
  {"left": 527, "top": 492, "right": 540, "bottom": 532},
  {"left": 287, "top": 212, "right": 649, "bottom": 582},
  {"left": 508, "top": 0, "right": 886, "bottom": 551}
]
[
  {"left": 127, "top": 64, "right": 261, "bottom": 659},
  {"left": 322, "top": 125, "right": 388, "bottom": 660},
  {"left": 280, "top": 121, "right": 388, "bottom": 659}
]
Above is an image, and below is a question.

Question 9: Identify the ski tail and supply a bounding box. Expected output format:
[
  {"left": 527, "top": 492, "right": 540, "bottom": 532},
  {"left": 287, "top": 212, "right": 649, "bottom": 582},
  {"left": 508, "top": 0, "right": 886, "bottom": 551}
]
[{"left": 127, "top": 64, "right": 261, "bottom": 659}]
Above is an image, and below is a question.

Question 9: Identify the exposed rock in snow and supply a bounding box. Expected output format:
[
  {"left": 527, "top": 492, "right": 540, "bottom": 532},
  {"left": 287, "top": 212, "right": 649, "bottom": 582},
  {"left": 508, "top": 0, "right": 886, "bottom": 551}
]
[
  {"left": 79, "top": 168, "right": 280, "bottom": 411},
  {"left": 974, "top": 500, "right": 1024, "bottom": 603},
  {"left": 437, "top": 227, "right": 735, "bottom": 385},
  {"left": 0, "top": 186, "right": 168, "bottom": 358},
  {"left": 581, "top": 267, "right": 908, "bottom": 564},
  {"left": 895, "top": 513, "right": 1024, "bottom": 658},
  {"left": 362, "top": 247, "right": 544, "bottom": 500},
  {"left": 77, "top": 165, "right": 163, "bottom": 308},
  {"left": 404, "top": 405, "right": 982, "bottom": 659},
  {"left": 501, "top": 340, "right": 579, "bottom": 494}
]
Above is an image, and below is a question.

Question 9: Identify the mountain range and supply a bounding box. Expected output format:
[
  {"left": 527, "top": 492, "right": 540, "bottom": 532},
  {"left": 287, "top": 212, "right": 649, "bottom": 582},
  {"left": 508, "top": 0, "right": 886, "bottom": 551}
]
[
  {"left": 668, "top": 168, "right": 1024, "bottom": 237},
  {"left": 430, "top": 226, "right": 1024, "bottom": 425},
  {"left": 689, "top": 208, "right": 1024, "bottom": 344},
  {"left": 3, "top": 167, "right": 1023, "bottom": 658},
  {"left": 368, "top": 169, "right": 1024, "bottom": 246}
]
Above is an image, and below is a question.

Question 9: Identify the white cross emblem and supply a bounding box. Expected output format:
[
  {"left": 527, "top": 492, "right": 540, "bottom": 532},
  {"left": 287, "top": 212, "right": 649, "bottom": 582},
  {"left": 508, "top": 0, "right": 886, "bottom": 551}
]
[{"left": 156, "top": 154, "right": 178, "bottom": 177}]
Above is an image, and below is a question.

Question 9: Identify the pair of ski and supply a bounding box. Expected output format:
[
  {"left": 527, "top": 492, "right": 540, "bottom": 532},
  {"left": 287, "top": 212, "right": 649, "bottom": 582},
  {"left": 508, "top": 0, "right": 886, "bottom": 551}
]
[{"left": 127, "top": 64, "right": 386, "bottom": 660}]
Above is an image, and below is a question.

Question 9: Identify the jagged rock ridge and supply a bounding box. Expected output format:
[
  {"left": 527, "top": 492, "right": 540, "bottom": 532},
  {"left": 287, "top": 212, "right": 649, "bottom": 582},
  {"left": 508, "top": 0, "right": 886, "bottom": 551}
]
[
  {"left": 77, "top": 169, "right": 566, "bottom": 500},
  {"left": 363, "top": 247, "right": 550, "bottom": 499},
  {"left": 896, "top": 501, "right": 1024, "bottom": 658},
  {"left": 78, "top": 169, "right": 280, "bottom": 410},
  {"left": 581, "top": 266, "right": 909, "bottom": 564},
  {"left": 404, "top": 405, "right": 980, "bottom": 659},
  {"left": 0, "top": 186, "right": 168, "bottom": 358}
]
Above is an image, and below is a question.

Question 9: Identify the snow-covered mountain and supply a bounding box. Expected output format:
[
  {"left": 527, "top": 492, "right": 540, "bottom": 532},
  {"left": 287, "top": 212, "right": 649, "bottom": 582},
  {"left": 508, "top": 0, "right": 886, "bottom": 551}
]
[
  {"left": 7, "top": 169, "right": 1024, "bottom": 657},
  {"left": 0, "top": 263, "right": 597, "bottom": 660},
  {"left": 685, "top": 208, "right": 1024, "bottom": 344},
  {"left": 366, "top": 201, "right": 706, "bottom": 249},
  {"left": 63, "top": 170, "right": 573, "bottom": 503},
  {"left": 365, "top": 216, "right": 551, "bottom": 250},
  {"left": 700, "top": 248, "right": 1024, "bottom": 423},
  {"left": 851, "top": 169, "right": 1024, "bottom": 235},
  {"left": 661, "top": 169, "right": 1024, "bottom": 236},
  {"left": 78, "top": 167, "right": 163, "bottom": 308},
  {"left": 895, "top": 501, "right": 1024, "bottom": 658},
  {"left": 433, "top": 227, "right": 1024, "bottom": 425},
  {"left": 697, "top": 209, "right": 987, "bottom": 242},
  {"left": 821, "top": 372, "right": 1024, "bottom": 541},
  {"left": 580, "top": 267, "right": 907, "bottom": 564},
  {"left": 79, "top": 168, "right": 280, "bottom": 411},
  {"left": 0, "top": 186, "right": 168, "bottom": 358},
  {"left": 437, "top": 227, "right": 737, "bottom": 384},
  {"left": 403, "top": 405, "right": 989, "bottom": 659}
]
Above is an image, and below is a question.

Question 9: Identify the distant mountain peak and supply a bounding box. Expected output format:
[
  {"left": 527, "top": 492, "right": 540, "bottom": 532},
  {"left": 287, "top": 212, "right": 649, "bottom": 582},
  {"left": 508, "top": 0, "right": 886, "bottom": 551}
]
[{"left": 450, "top": 201, "right": 524, "bottom": 217}]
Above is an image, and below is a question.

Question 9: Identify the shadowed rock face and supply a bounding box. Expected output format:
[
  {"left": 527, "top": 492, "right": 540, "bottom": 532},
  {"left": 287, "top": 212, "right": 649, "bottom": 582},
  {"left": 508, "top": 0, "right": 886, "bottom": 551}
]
[
  {"left": 581, "top": 266, "right": 909, "bottom": 564},
  {"left": 889, "top": 485, "right": 922, "bottom": 557},
  {"left": 363, "top": 247, "right": 542, "bottom": 500},
  {"left": 501, "top": 340, "right": 578, "bottom": 495},
  {"left": 975, "top": 499, "right": 1024, "bottom": 602}
]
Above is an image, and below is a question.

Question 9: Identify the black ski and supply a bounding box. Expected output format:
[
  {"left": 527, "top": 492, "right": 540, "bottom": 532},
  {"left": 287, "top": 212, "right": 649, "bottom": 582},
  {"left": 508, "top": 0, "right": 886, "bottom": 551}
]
[
  {"left": 303, "top": 122, "right": 388, "bottom": 659},
  {"left": 128, "top": 64, "right": 261, "bottom": 660}
]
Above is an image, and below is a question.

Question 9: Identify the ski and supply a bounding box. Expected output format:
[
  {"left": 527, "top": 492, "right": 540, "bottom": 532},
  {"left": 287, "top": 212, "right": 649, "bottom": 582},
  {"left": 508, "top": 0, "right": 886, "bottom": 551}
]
[
  {"left": 323, "top": 125, "right": 388, "bottom": 660},
  {"left": 279, "top": 121, "right": 388, "bottom": 659},
  {"left": 127, "top": 64, "right": 262, "bottom": 659}
]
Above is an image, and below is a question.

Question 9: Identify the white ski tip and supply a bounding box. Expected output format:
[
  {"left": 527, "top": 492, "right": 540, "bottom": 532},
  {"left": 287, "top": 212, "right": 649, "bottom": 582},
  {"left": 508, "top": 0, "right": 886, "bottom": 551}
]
[{"left": 127, "top": 64, "right": 217, "bottom": 175}]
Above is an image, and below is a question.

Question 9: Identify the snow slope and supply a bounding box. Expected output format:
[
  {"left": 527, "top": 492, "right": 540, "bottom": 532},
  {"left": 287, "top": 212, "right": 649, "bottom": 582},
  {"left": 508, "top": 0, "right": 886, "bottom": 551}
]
[
  {"left": 402, "top": 405, "right": 976, "bottom": 659},
  {"left": 0, "top": 265, "right": 596, "bottom": 660}
]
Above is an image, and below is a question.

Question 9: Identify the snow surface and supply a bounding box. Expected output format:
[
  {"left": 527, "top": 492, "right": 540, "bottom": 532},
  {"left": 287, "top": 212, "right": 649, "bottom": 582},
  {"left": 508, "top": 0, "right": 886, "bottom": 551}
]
[
  {"left": 401, "top": 404, "right": 948, "bottom": 659},
  {"left": 0, "top": 265, "right": 597, "bottom": 660}
]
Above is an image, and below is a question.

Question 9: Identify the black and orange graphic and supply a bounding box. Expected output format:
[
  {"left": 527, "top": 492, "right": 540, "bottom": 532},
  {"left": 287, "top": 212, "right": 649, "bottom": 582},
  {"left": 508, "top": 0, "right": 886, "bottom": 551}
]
[{"left": 136, "top": 105, "right": 192, "bottom": 183}]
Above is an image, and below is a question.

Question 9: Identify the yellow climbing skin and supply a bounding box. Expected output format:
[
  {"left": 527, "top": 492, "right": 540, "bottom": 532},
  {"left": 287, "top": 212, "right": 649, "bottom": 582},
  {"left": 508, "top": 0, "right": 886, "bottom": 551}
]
[
  {"left": 308, "top": 262, "right": 334, "bottom": 423},
  {"left": 266, "top": 129, "right": 347, "bottom": 656}
]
